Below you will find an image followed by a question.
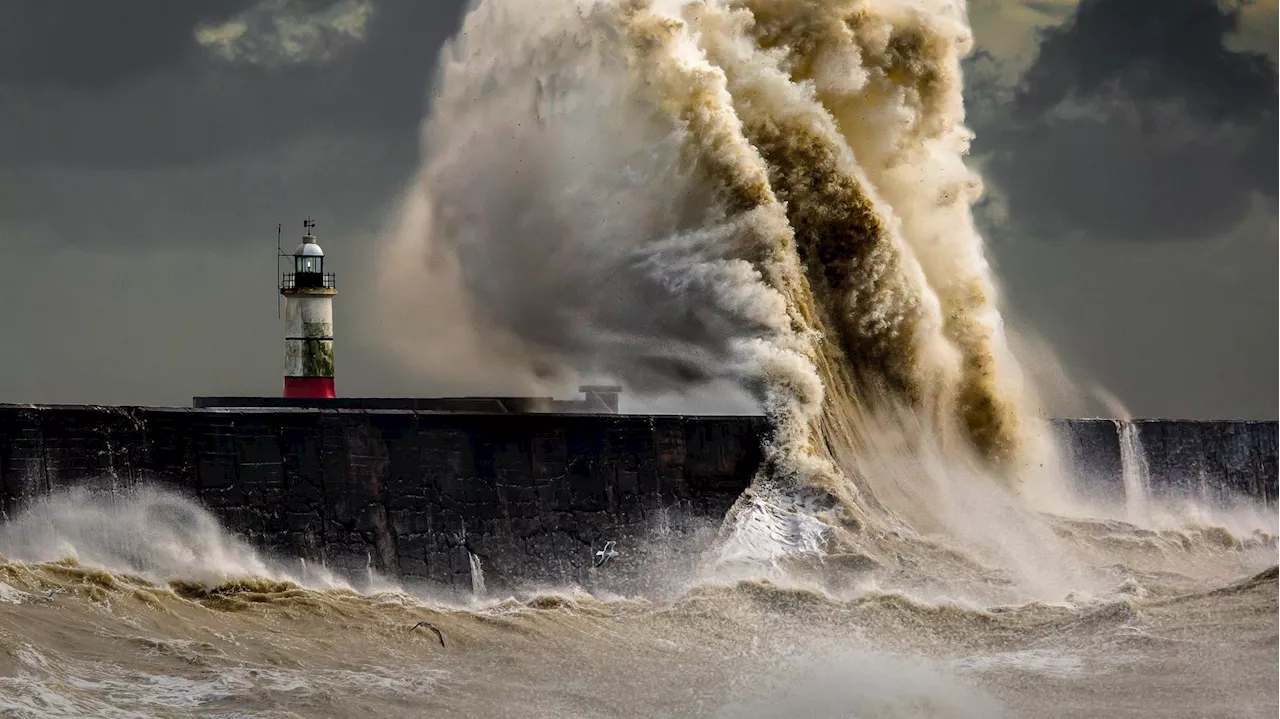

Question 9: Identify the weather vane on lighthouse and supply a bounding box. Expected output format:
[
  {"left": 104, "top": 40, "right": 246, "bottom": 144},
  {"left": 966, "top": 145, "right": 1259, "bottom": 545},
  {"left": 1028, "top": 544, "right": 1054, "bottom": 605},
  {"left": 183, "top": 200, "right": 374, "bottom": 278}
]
[{"left": 278, "top": 218, "right": 337, "bottom": 398}]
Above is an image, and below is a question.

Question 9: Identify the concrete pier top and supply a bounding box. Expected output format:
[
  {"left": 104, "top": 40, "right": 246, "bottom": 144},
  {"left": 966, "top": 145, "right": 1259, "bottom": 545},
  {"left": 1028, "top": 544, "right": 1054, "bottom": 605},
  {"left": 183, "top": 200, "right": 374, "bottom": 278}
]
[{"left": 193, "top": 386, "right": 623, "bottom": 414}]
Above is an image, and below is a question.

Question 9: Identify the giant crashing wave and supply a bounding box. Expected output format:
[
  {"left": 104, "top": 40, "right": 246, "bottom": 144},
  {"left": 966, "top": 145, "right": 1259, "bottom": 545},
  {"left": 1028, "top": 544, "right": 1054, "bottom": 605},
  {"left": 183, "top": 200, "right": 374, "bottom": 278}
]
[{"left": 376, "top": 0, "right": 1064, "bottom": 571}]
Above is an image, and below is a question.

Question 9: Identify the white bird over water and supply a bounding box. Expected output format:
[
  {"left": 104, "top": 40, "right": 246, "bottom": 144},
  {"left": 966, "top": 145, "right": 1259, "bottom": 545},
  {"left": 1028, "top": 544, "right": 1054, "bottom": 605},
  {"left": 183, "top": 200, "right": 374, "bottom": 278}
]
[{"left": 594, "top": 541, "right": 619, "bottom": 568}]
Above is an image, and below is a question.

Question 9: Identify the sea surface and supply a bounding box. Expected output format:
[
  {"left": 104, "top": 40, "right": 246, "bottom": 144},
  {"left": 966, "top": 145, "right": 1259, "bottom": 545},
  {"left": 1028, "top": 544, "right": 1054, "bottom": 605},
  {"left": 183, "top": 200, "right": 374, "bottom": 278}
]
[{"left": 0, "top": 489, "right": 1274, "bottom": 719}]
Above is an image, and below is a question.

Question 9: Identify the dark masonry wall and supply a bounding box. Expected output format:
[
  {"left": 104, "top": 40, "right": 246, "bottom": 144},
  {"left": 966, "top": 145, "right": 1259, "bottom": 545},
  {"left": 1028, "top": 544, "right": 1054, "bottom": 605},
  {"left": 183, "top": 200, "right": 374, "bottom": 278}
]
[
  {"left": 0, "top": 405, "right": 767, "bottom": 595},
  {"left": 1053, "top": 419, "right": 1278, "bottom": 508},
  {"left": 0, "top": 405, "right": 1274, "bottom": 594}
]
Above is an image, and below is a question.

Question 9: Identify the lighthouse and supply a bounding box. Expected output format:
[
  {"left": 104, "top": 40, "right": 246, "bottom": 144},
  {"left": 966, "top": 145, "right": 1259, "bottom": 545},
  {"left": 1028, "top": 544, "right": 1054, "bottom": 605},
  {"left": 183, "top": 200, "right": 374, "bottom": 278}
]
[{"left": 280, "top": 219, "right": 337, "bottom": 398}]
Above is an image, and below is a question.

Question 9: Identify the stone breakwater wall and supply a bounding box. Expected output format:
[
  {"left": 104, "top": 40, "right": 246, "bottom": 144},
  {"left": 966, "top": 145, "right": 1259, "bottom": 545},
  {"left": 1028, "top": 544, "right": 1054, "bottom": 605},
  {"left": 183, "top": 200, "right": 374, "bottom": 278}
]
[
  {"left": 0, "top": 405, "right": 1274, "bottom": 593},
  {"left": 1053, "top": 418, "right": 1277, "bottom": 507},
  {"left": 0, "top": 405, "right": 766, "bottom": 594}
]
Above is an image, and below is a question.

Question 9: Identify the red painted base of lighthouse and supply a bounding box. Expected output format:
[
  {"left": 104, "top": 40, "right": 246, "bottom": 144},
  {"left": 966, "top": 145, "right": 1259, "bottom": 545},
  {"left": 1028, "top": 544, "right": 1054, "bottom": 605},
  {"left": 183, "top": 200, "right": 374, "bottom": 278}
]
[{"left": 284, "top": 377, "right": 336, "bottom": 399}]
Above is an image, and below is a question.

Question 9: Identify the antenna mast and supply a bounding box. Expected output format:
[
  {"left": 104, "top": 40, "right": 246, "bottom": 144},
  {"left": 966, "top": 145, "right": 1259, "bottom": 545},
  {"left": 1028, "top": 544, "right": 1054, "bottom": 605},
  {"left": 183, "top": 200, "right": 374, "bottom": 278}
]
[{"left": 276, "top": 223, "right": 284, "bottom": 319}]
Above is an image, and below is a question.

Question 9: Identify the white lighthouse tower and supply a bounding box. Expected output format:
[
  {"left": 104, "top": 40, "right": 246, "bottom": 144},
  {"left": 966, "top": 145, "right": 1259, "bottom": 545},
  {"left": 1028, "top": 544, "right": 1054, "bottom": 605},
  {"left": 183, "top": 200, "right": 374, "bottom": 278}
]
[{"left": 280, "top": 219, "right": 337, "bottom": 398}]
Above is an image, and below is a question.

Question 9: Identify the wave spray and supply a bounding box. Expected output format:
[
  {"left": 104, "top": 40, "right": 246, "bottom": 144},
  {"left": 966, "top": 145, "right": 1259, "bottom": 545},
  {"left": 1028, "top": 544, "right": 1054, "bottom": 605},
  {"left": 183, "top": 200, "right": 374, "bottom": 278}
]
[{"left": 378, "top": 0, "right": 1061, "bottom": 573}]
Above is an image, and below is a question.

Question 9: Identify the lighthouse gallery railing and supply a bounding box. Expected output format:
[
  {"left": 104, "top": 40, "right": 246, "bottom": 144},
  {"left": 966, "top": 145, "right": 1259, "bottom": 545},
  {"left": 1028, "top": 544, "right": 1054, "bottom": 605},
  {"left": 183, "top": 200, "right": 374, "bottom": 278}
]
[{"left": 280, "top": 273, "right": 336, "bottom": 291}]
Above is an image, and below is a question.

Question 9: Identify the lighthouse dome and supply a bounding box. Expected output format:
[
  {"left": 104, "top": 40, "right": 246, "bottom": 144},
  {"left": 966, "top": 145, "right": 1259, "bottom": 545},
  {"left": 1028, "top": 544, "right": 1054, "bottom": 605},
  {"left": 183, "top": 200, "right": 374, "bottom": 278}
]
[{"left": 294, "top": 238, "right": 325, "bottom": 257}]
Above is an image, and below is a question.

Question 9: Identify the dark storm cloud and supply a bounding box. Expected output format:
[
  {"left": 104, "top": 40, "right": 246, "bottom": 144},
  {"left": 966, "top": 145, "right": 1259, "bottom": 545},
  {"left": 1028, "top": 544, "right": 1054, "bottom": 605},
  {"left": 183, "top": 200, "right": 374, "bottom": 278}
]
[
  {"left": 1017, "top": 0, "right": 1273, "bottom": 120},
  {"left": 0, "top": 0, "right": 461, "bottom": 171},
  {"left": 0, "top": 1, "right": 255, "bottom": 89},
  {"left": 976, "top": 0, "right": 1277, "bottom": 243},
  {"left": 0, "top": 0, "right": 466, "bottom": 251}
]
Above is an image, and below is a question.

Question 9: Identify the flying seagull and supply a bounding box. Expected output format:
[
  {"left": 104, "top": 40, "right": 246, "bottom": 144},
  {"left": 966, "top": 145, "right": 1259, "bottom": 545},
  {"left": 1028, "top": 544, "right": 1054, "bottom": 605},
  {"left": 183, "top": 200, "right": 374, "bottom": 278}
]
[
  {"left": 594, "top": 541, "right": 619, "bottom": 568},
  {"left": 410, "top": 621, "right": 445, "bottom": 647}
]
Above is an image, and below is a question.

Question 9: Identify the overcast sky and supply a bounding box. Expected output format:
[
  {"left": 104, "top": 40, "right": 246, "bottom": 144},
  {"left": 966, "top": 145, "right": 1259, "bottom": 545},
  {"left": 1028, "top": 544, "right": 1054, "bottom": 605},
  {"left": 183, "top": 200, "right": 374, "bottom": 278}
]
[{"left": 0, "top": 0, "right": 1275, "bottom": 419}]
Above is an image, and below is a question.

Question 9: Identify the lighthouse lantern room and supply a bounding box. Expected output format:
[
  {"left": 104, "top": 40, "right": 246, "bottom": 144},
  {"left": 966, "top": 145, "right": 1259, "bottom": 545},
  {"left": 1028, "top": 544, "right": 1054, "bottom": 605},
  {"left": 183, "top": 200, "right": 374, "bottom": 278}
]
[{"left": 280, "top": 219, "right": 337, "bottom": 398}]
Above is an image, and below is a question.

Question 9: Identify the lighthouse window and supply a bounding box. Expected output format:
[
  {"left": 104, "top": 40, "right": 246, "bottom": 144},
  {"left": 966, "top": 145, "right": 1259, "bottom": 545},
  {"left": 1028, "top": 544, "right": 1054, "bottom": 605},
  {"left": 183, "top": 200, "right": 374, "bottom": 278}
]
[{"left": 296, "top": 256, "right": 321, "bottom": 273}]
